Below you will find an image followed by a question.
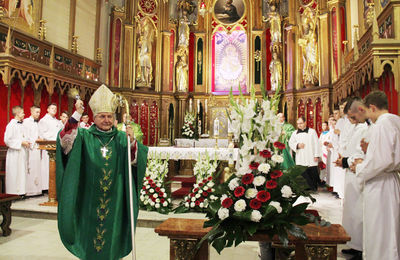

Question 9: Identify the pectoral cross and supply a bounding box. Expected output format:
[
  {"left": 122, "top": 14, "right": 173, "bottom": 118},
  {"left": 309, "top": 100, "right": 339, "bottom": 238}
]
[{"left": 101, "top": 146, "right": 108, "bottom": 158}]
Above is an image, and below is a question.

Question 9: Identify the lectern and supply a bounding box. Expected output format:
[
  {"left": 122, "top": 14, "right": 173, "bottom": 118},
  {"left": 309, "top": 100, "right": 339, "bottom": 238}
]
[{"left": 36, "top": 140, "right": 57, "bottom": 206}]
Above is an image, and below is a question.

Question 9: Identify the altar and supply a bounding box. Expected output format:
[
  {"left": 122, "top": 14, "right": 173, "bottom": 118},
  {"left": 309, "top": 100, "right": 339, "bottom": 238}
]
[{"left": 148, "top": 146, "right": 239, "bottom": 162}]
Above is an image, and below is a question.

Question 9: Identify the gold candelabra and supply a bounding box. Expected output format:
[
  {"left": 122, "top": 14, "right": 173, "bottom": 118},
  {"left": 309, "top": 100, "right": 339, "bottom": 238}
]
[
  {"left": 96, "top": 48, "right": 103, "bottom": 64},
  {"left": 71, "top": 35, "right": 79, "bottom": 54},
  {"left": 38, "top": 20, "right": 47, "bottom": 40}
]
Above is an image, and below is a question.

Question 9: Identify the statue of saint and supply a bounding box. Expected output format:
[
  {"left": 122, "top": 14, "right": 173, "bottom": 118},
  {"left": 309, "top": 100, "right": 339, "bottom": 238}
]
[
  {"left": 298, "top": 8, "right": 319, "bottom": 86},
  {"left": 136, "top": 19, "right": 154, "bottom": 86},
  {"left": 269, "top": 52, "right": 282, "bottom": 91},
  {"left": 176, "top": 52, "right": 188, "bottom": 92},
  {"left": 265, "top": 5, "right": 281, "bottom": 43},
  {"left": 178, "top": 15, "right": 190, "bottom": 48}
]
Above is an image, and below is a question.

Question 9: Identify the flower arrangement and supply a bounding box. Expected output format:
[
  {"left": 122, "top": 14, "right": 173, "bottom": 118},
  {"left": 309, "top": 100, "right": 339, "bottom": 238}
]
[
  {"left": 199, "top": 86, "right": 326, "bottom": 253},
  {"left": 175, "top": 152, "right": 219, "bottom": 213},
  {"left": 181, "top": 112, "right": 198, "bottom": 139},
  {"left": 140, "top": 153, "right": 172, "bottom": 214}
]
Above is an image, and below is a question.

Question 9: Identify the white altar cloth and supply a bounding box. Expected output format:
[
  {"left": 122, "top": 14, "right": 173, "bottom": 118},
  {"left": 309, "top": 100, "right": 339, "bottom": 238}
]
[{"left": 148, "top": 146, "right": 239, "bottom": 162}]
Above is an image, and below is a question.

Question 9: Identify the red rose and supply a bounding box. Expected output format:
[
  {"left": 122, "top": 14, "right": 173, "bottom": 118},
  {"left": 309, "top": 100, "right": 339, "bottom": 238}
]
[
  {"left": 271, "top": 170, "right": 283, "bottom": 179},
  {"left": 145, "top": 176, "right": 150, "bottom": 180},
  {"left": 234, "top": 186, "right": 245, "bottom": 197},
  {"left": 250, "top": 199, "right": 261, "bottom": 210},
  {"left": 190, "top": 193, "right": 195, "bottom": 197},
  {"left": 242, "top": 173, "right": 254, "bottom": 185},
  {"left": 142, "top": 186, "right": 146, "bottom": 190},
  {"left": 202, "top": 191, "right": 208, "bottom": 197},
  {"left": 266, "top": 180, "right": 277, "bottom": 189},
  {"left": 149, "top": 179, "right": 153, "bottom": 184},
  {"left": 273, "top": 141, "right": 286, "bottom": 150},
  {"left": 203, "top": 179, "right": 208, "bottom": 183},
  {"left": 249, "top": 162, "right": 260, "bottom": 170},
  {"left": 199, "top": 197, "right": 204, "bottom": 202},
  {"left": 160, "top": 198, "right": 165, "bottom": 203},
  {"left": 260, "top": 150, "right": 272, "bottom": 158},
  {"left": 195, "top": 201, "right": 200, "bottom": 206},
  {"left": 193, "top": 188, "right": 199, "bottom": 193},
  {"left": 256, "top": 190, "right": 271, "bottom": 202},
  {"left": 159, "top": 192, "right": 164, "bottom": 197},
  {"left": 151, "top": 197, "right": 156, "bottom": 202},
  {"left": 199, "top": 183, "right": 204, "bottom": 187},
  {"left": 222, "top": 198, "right": 233, "bottom": 208},
  {"left": 186, "top": 199, "right": 190, "bottom": 203},
  {"left": 155, "top": 187, "right": 161, "bottom": 192},
  {"left": 208, "top": 176, "right": 213, "bottom": 181},
  {"left": 151, "top": 183, "right": 156, "bottom": 188}
]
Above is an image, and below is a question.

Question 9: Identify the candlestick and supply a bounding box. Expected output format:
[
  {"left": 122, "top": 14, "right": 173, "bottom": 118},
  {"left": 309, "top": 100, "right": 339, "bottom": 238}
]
[
  {"left": 189, "top": 98, "right": 193, "bottom": 113},
  {"left": 197, "top": 99, "right": 200, "bottom": 113}
]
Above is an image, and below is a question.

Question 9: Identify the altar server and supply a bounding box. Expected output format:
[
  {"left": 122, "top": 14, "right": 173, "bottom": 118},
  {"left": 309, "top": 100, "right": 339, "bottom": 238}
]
[
  {"left": 38, "top": 103, "right": 63, "bottom": 190},
  {"left": 4, "top": 106, "right": 30, "bottom": 195},
  {"left": 319, "top": 121, "right": 329, "bottom": 183},
  {"left": 23, "top": 105, "right": 42, "bottom": 196},
  {"left": 79, "top": 113, "right": 91, "bottom": 129},
  {"left": 289, "top": 116, "right": 321, "bottom": 190},
  {"left": 352, "top": 91, "right": 400, "bottom": 260}
]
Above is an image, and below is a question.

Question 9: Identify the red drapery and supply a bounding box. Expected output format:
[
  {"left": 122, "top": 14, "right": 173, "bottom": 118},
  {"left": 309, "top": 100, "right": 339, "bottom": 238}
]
[
  {"left": 60, "top": 92, "right": 69, "bottom": 115},
  {"left": 340, "top": 7, "right": 346, "bottom": 52},
  {"left": 149, "top": 101, "right": 158, "bottom": 146},
  {"left": 306, "top": 99, "right": 314, "bottom": 129},
  {"left": 130, "top": 101, "right": 139, "bottom": 124},
  {"left": 0, "top": 80, "right": 8, "bottom": 146},
  {"left": 23, "top": 83, "right": 34, "bottom": 116},
  {"left": 140, "top": 101, "right": 149, "bottom": 145},
  {"left": 298, "top": 100, "right": 305, "bottom": 118},
  {"left": 39, "top": 87, "right": 50, "bottom": 119},
  {"left": 266, "top": 28, "right": 272, "bottom": 91},
  {"left": 331, "top": 8, "right": 338, "bottom": 79},
  {"left": 10, "top": 80, "right": 22, "bottom": 119},
  {"left": 315, "top": 98, "right": 322, "bottom": 136},
  {"left": 189, "top": 32, "right": 195, "bottom": 92}
]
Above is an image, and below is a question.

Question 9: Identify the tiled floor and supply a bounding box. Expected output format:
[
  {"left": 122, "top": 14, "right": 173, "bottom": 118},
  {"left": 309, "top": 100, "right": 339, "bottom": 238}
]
[{"left": 0, "top": 191, "right": 351, "bottom": 259}]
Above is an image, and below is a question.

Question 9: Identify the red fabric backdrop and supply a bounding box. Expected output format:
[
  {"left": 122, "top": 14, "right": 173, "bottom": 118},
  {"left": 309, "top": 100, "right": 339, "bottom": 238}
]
[
  {"left": 39, "top": 87, "right": 50, "bottom": 118},
  {"left": 23, "top": 83, "right": 34, "bottom": 116},
  {"left": 0, "top": 80, "right": 8, "bottom": 146},
  {"left": 189, "top": 32, "right": 195, "bottom": 92}
]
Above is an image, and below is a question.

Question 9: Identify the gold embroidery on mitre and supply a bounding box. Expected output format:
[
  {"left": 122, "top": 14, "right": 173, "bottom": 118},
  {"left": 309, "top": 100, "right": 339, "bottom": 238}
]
[{"left": 88, "top": 84, "right": 118, "bottom": 116}]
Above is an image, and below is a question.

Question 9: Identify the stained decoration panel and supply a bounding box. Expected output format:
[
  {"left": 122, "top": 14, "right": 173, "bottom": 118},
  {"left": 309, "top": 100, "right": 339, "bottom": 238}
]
[
  {"left": 130, "top": 101, "right": 139, "bottom": 124},
  {"left": 139, "top": 0, "right": 157, "bottom": 14},
  {"left": 212, "top": 28, "right": 248, "bottom": 94},
  {"left": 315, "top": 98, "right": 322, "bottom": 135},
  {"left": 140, "top": 101, "right": 149, "bottom": 145},
  {"left": 306, "top": 99, "right": 314, "bottom": 128},
  {"left": 298, "top": 100, "right": 305, "bottom": 118},
  {"left": 149, "top": 101, "right": 159, "bottom": 146}
]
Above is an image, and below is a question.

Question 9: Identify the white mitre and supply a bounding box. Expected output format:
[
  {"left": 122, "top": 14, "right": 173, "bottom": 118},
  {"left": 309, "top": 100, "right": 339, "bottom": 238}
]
[{"left": 89, "top": 84, "right": 118, "bottom": 116}]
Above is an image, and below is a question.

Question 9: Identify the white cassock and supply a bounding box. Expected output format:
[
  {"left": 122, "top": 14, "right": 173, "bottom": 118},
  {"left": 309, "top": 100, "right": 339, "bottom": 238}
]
[
  {"left": 356, "top": 113, "right": 400, "bottom": 260},
  {"left": 288, "top": 127, "right": 321, "bottom": 167},
  {"left": 333, "top": 116, "right": 354, "bottom": 198},
  {"left": 341, "top": 122, "right": 368, "bottom": 251},
  {"left": 23, "top": 117, "right": 42, "bottom": 196},
  {"left": 38, "top": 114, "right": 63, "bottom": 190},
  {"left": 319, "top": 131, "right": 330, "bottom": 182},
  {"left": 325, "top": 129, "right": 336, "bottom": 187},
  {"left": 4, "top": 119, "right": 27, "bottom": 195}
]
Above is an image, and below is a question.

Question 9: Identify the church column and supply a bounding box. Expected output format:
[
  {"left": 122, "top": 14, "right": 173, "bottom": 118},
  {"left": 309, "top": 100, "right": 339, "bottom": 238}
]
[
  {"left": 161, "top": 31, "right": 172, "bottom": 92},
  {"left": 122, "top": 23, "right": 134, "bottom": 89},
  {"left": 319, "top": 11, "right": 330, "bottom": 87},
  {"left": 175, "top": 93, "right": 189, "bottom": 137},
  {"left": 285, "top": 25, "right": 296, "bottom": 90}
]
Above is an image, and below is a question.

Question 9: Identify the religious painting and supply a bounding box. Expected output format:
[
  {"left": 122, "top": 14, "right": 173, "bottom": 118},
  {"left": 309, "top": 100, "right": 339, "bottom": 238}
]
[
  {"left": 212, "top": 28, "right": 248, "bottom": 94},
  {"left": 213, "top": 0, "right": 245, "bottom": 25},
  {"left": 379, "top": 14, "right": 394, "bottom": 39},
  {"left": 169, "top": 0, "right": 198, "bottom": 24},
  {"left": 0, "top": 0, "right": 40, "bottom": 34}
]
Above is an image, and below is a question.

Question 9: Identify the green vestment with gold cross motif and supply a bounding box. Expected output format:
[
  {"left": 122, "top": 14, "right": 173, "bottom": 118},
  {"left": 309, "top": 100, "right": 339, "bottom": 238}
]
[{"left": 56, "top": 125, "right": 148, "bottom": 260}]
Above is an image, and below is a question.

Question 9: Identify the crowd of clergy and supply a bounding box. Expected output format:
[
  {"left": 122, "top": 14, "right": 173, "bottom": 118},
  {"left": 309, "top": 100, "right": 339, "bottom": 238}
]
[
  {"left": 286, "top": 91, "right": 399, "bottom": 260},
  {"left": 3, "top": 104, "right": 93, "bottom": 197}
]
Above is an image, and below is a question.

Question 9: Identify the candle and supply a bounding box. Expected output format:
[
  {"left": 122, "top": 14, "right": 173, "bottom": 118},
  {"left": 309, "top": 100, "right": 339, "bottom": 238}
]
[
  {"left": 189, "top": 98, "right": 193, "bottom": 112},
  {"left": 214, "top": 117, "right": 220, "bottom": 137},
  {"left": 205, "top": 99, "right": 208, "bottom": 113},
  {"left": 197, "top": 100, "right": 200, "bottom": 113}
]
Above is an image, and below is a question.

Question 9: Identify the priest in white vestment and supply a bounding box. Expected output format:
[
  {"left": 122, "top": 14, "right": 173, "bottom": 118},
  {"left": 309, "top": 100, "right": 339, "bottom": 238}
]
[
  {"left": 38, "top": 103, "right": 63, "bottom": 190},
  {"left": 23, "top": 105, "right": 42, "bottom": 196},
  {"left": 351, "top": 91, "right": 400, "bottom": 260},
  {"left": 4, "top": 106, "right": 30, "bottom": 195},
  {"left": 289, "top": 116, "right": 321, "bottom": 190}
]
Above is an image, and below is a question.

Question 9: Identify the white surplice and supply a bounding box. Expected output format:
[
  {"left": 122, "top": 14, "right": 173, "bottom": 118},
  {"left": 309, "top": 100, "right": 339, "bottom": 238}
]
[
  {"left": 356, "top": 113, "right": 400, "bottom": 260},
  {"left": 23, "top": 117, "right": 42, "bottom": 196},
  {"left": 4, "top": 119, "right": 27, "bottom": 195},
  {"left": 342, "top": 122, "right": 368, "bottom": 251},
  {"left": 38, "top": 114, "right": 63, "bottom": 190},
  {"left": 289, "top": 127, "right": 321, "bottom": 167},
  {"left": 319, "top": 131, "right": 330, "bottom": 182}
]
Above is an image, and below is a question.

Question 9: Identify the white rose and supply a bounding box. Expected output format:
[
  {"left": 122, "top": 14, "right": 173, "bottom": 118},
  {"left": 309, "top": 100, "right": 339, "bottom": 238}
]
[
  {"left": 258, "top": 163, "right": 271, "bottom": 174},
  {"left": 271, "top": 154, "right": 284, "bottom": 164},
  {"left": 204, "top": 186, "right": 209, "bottom": 191},
  {"left": 185, "top": 202, "right": 189, "bottom": 207},
  {"left": 150, "top": 201, "right": 155, "bottom": 206},
  {"left": 144, "top": 200, "right": 148, "bottom": 205},
  {"left": 234, "top": 199, "right": 246, "bottom": 212},
  {"left": 193, "top": 184, "right": 199, "bottom": 189},
  {"left": 153, "top": 193, "right": 158, "bottom": 198},
  {"left": 269, "top": 201, "right": 282, "bottom": 213},
  {"left": 245, "top": 188, "right": 258, "bottom": 199},
  {"left": 195, "top": 194, "right": 201, "bottom": 199},
  {"left": 228, "top": 178, "right": 240, "bottom": 191},
  {"left": 281, "top": 185, "right": 293, "bottom": 198},
  {"left": 191, "top": 197, "right": 196, "bottom": 202},
  {"left": 140, "top": 195, "right": 144, "bottom": 201},
  {"left": 161, "top": 188, "right": 165, "bottom": 192},
  {"left": 207, "top": 181, "right": 215, "bottom": 188},
  {"left": 163, "top": 202, "right": 168, "bottom": 207},
  {"left": 210, "top": 195, "right": 216, "bottom": 200},
  {"left": 163, "top": 193, "right": 167, "bottom": 198},
  {"left": 156, "top": 183, "right": 161, "bottom": 187},
  {"left": 250, "top": 210, "right": 262, "bottom": 222},
  {"left": 253, "top": 176, "right": 266, "bottom": 186},
  {"left": 149, "top": 189, "right": 154, "bottom": 193},
  {"left": 168, "top": 198, "right": 171, "bottom": 202},
  {"left": 221, "top": 194, "right": 228, "bottom": 202},
  {"left": 155, "top": 203, "right": 160, "bottom": 209},
  {"left": 218, "top": 207, "right": 230, "bottom": 220},
  {"left": 146, "top": 185, "right": 150, "bottom": 189},
  {"left": 156, "top": 198, "right": 160, "bottom": 203},
  {"left": 190, "top": 202, "right": 195, "bottom": 208},
  {"left": 199, "top": 203, "right": 204, "bottom": 208}
]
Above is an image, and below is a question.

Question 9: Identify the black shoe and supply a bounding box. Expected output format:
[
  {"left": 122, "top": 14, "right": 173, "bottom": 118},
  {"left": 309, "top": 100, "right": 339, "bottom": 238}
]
[
  {"left": 349, "top": 252, "right": 362, "bottom": 260},
  {"left": 341, "top": 248, "right": 360, "bottom": 255}
]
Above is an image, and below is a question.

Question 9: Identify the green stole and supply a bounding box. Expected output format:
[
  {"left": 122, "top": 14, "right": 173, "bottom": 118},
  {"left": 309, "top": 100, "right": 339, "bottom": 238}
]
[
  {"left": 280, "top": 122, "right": 295, "bottom": 170},
  {"left": 56, "top": 125, "right": 148, "bottom": 260}
]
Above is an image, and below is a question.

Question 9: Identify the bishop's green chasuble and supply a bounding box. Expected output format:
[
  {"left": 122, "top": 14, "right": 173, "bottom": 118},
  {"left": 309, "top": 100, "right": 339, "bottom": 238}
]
[
  {"left": 56, "top": 126, "right": 148, "bottom": 260},
  {"left": 280, "top": 122, "right": 295, "bottom": 170}
]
